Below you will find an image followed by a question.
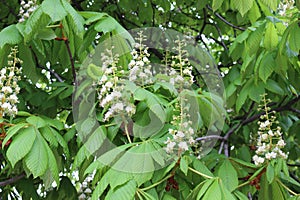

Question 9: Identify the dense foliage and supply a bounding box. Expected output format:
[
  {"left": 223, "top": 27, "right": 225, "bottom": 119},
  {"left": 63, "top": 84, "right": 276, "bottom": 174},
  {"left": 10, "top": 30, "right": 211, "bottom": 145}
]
[{"left": 0, "top": 0, "right": 300, "bottom": 199}]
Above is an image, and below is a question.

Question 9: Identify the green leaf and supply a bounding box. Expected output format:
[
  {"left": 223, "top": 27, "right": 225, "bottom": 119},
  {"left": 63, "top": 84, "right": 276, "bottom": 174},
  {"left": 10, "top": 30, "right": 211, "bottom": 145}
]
[
  {"left": 87, "top": 63, "right": 103, "bottom": 80},
  {"left": 44, "top": 140, "right": 60, "bottom": 187},
  {"left": 266, "top": 164, "right": 275, "bottom": 183},
  {"left": 260, "top": 0, "right": 279, "bottom": 11},
  {"left": 105, "top": 180, "right": 136, "bottom": 200},
  {"left": 62, "top": 0, "right": 85, "bottom": 35},
  {"left": 231, "top": 0, "right": 254, "bottom": 16},
  {"left": 24, "top": 7, "right": 51, "bottom": 43},
  {"left": 265, "top": 79, "right": 284, "bottom": 95},
  {"left": 288, "top": 23, "right": 300, "bottom": 52},
  {"left": 92, "top": 174, "right": 109, "bottom": 200},
  {"left": 41, "top": 0, "right": 67, "bottom": 22},
  {"left": 94, "top": 16, "right": 118, "bottom": 34},
  {"left": 249, "top": 81, "right": 265, "bottom": 102},
  {"left": 0, "top": 25, "right": 22, "bottom": 48},
  {"left": 180, "top": 156, "right": 189, "bottom": 176},
  {"left": 259, "top": 174, "right": 287, "bottom": 200},
  {"left": 2, "top": 123, "right": 27, "bottom": 148},
  {"left": 218, "top": 159, "right": 238, "bottom": 192},
  {"left": 196, "top": 179, "right": 215, "bottom": 200},
  {"left": 233, "top": 190, "right": 249, "bottom": 200},
  {"left": 6, "top": 126, "right": 37, "bottom": 167},
  {"left": 264, "top": 22, "right": 278, "bottom": 50},
  {"left": 25, "top": 133, "right": 48, "bottom": 178},
  {"left": 35, "top": 28, "right": 57, "bottom": 40},
  {"left": 79, "top": 11, "right": 108, "bottom": 25},
  {"left": 202, "top": 179, "right": 222, "bottom": 200},
  {"left": 259, "top": 53, "right": 275, "bottom": 83},
  {"left": 26, "top": 116, "right": 47, "bottom": 128},
  {"left": 192, "top": 157, "right": 215, "bottom": 178},
  {"left": 236, "top": 79, "right": 252, "bottom": 112},
  {"left": 18, "top": 44, "right": 40, "bottom": 83},
  {"left": 248, "top": 1, "right": 261, "bottom": 24},
  {"left": 212, "top": 0, "right": 224, "bottom": 11}
]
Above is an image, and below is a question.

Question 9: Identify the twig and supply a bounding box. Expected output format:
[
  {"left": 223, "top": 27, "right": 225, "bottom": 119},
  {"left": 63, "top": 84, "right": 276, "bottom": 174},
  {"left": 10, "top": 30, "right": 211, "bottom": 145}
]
[
  {"left": 29, "top": 46, "right": 64, "bottom": 82},
  {"left": 0, "top": 173, "right": 25, "bottom": 187},
  {"left": 195, "top": 135, "right": 224, "bottom": 142},
  {"left": 206, "top": 5, "right": 246, "bottom": 31}
]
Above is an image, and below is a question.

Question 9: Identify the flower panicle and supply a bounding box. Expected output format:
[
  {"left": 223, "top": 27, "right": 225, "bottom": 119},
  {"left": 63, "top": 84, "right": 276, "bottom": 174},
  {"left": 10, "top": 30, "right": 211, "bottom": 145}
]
[
  {"left": 19, "top": 0, "right": 38, "bottom": 23},
  {"left": 164, "top": 97, "right": 196, "bottom": 155},
  {"left": 128, "top": 31, "right": 154, "bottom": 86},
  {"left": 95, "top": 46, "right": 135, "bottom": 122},
  {"left": 0, "top": 46, "right": 22, "bottom": 118},
  {"left": 252, "top": 94, "right": 288, "bottom": 166}
]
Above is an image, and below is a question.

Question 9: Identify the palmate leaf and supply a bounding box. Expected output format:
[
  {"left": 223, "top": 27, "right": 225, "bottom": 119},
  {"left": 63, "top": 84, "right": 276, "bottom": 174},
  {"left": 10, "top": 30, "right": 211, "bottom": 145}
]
[
  {"left": 24, "top": 132, "right": 48, "bottom": 178},
  {"left": 6, "top": 126, "right": 37, "bottom": 167}
]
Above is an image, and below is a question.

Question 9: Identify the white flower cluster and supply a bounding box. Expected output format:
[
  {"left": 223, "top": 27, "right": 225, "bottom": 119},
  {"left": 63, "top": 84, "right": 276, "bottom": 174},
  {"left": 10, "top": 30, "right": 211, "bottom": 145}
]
[
  {"left": 0, "top": 47, "right": 22, "bottom": 118},
  {"left": 96, "top": 47, "right": 135, "bottom": 122},
  {"left": 252, "top": 95, "right": 288, "bottom": 166},
  {"left": 129, "top": 31, "right": 154, "bottom": 86},
  {"left": 18, "top": 0, "right": 38, "bottom": 23},
  {"left": 168, "top": 38, "right": 194, "bottom": 89},
  {"left": 165, "top": 97, "right": 196, "bottom": 155}
]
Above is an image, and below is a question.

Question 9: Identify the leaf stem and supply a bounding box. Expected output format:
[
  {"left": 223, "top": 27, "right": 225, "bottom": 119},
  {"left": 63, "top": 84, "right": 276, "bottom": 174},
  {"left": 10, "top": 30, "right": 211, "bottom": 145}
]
[
  {"left": 188, "top": 167, "right": 213, "bottom": 179},
  {"left": 276, "top": 178, "right": 299, "bottom": 196},
  {"left": 140, "top": 174, "right": 173, "bottom": 191}
]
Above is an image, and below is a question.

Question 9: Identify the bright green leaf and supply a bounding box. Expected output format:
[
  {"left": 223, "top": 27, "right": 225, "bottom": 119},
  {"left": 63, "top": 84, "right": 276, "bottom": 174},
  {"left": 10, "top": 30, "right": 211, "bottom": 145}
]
[
  {"left": 264, "top": 22, "right": 278, "bottom": 50},
  {"left": 218, "top": 159, "right": 238, "bottom": 192},
  {"left": 41, "top": 0, "right": 67, "bottom": 22},
  {"left": 25, "top": 133, "right": 48, "bottom": 178},
  {"left": 7, "top": 126, "right": 37, "bottom": 167}
]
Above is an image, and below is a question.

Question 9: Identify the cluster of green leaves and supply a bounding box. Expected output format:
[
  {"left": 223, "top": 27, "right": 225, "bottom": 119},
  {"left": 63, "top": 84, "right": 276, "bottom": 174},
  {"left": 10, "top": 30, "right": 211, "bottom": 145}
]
[{"left": 0, "top": 0, "right": 299, "bottom": 199}]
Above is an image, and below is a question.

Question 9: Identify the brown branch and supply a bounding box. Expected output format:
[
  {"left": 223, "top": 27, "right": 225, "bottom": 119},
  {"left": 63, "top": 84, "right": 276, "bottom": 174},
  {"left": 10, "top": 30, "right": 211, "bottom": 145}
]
[
  {"left": 0, "top": 173, "right": 25, "bottom": 187},
  {"left": 64, "top": 39, "right": 77, "bottom": 83},
  {"left": 206, "top": 5, "right": 246, "bottom": 31}
]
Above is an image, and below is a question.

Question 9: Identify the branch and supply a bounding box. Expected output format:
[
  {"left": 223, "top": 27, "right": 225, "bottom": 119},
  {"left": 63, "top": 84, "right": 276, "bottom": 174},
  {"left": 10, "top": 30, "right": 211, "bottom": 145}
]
[
  {"left": 206, "top": 5, "right": 246, "bottom": 31},
  {"left": 64, "top": 39, "right": 77, "bottom": 83},
  {"left": 195, "top": 135, "right": 225, "bottom": 142},
  {"left": 219, "top": 94, "right": 300, "bottom": 155},
  {"left": 0, "top": 173, "right": 25, "bottom": 187}
]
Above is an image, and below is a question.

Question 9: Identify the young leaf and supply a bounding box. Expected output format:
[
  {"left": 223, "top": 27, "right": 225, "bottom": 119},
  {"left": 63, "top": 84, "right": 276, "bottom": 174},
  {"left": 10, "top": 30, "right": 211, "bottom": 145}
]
[{"left": 6, "top": 126, "right": 37, "bottom": 167}]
